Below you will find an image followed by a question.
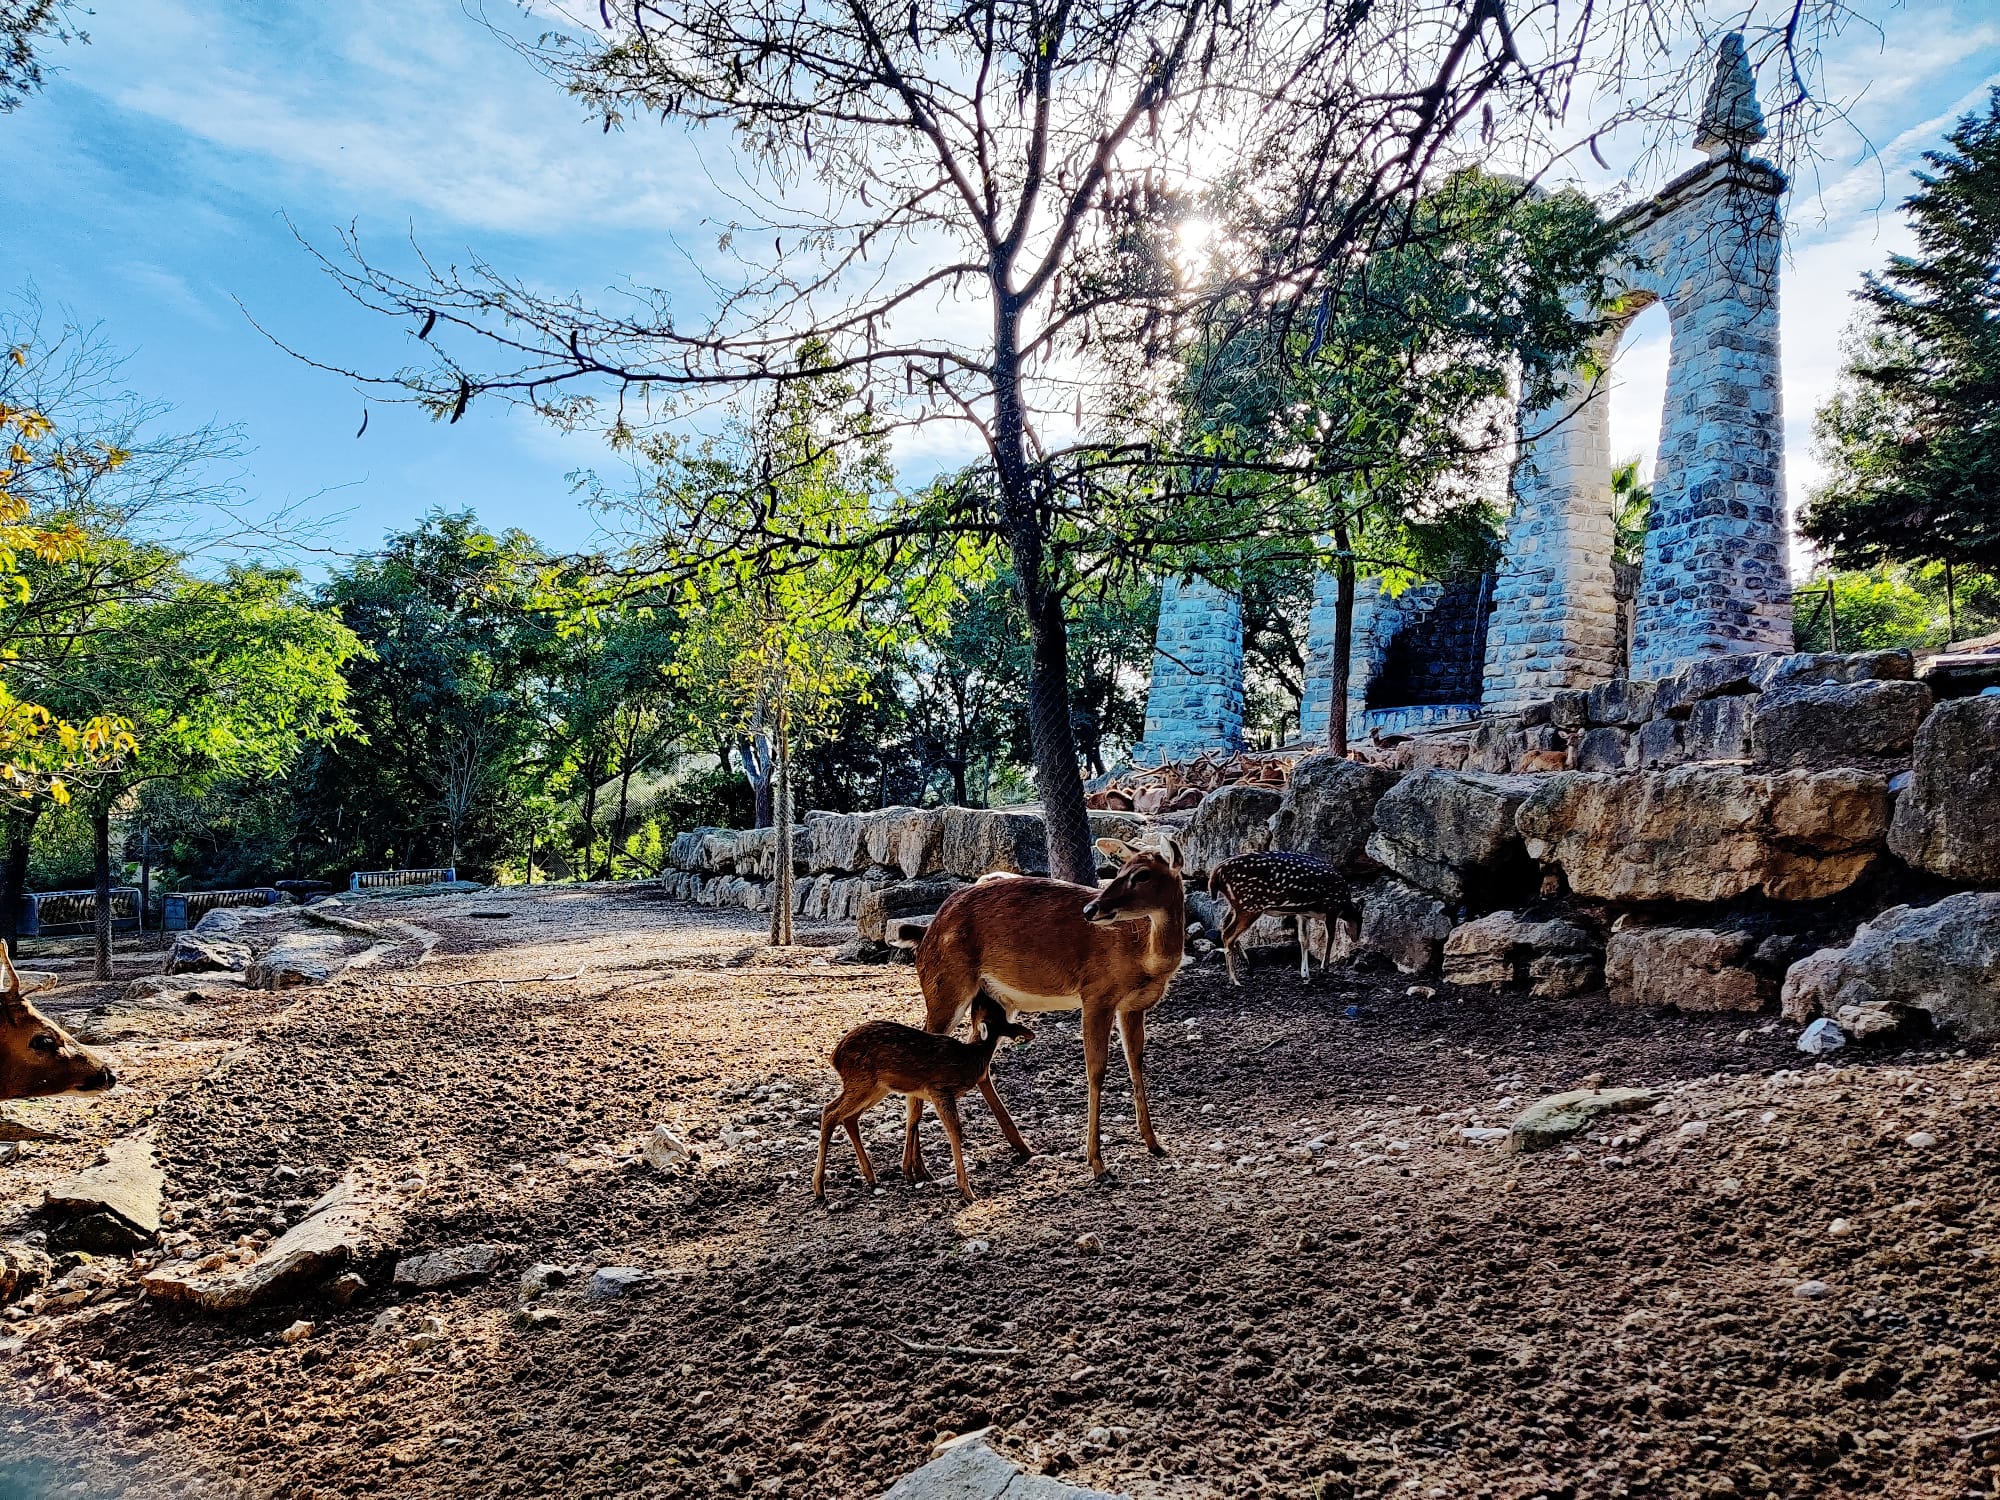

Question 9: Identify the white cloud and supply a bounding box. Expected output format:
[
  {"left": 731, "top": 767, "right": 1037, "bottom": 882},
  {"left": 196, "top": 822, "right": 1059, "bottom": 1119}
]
[{"left": 77, "top": 0, "right": 725, "bottom": 237}]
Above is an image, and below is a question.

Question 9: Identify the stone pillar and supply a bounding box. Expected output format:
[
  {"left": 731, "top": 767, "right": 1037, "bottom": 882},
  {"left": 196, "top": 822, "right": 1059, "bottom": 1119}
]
[
  {"left": 1627, "top": 161, "right": 1792, "bottom": 676},
  {"left": 1481, "top": 357, "right": 1624, "bottom": 715},
  {"left": 1299, "top": 574, "right": 1379, "bottom": 745},
  {"left": 1135, "top": 575, "right": 1243, "bottom": 764}
]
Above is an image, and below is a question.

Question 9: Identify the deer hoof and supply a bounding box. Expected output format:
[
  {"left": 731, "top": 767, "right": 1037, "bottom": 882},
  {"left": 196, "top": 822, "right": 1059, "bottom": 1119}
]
[{"left": 1147, "top": 1142, "right": 1167, "bottom": 1158}]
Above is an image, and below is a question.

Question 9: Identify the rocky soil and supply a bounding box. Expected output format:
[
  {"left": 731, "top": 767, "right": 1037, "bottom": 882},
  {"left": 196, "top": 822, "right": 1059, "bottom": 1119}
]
[{"left": 2, "top": 883, "right": 1996, "bottom": 1499}]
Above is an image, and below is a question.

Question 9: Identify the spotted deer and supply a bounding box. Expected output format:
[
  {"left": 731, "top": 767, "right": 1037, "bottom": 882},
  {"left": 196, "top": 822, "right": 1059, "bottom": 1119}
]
[
  {"left": 906, "top": 837, "right": 1185, "bottom": 1180},
  {"left": 1208, "top": 850, "right": 1363, "bottom": 985},
  {"left": 0, "top": 946, "right": 114, "bottom": 1101},
  {"left": 814, "top": 993, "right": 1034, "bottom": 1203}
]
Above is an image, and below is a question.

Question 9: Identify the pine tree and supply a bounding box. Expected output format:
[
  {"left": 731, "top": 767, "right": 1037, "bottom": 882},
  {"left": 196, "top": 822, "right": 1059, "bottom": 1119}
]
[{"left": 1804, "top": 90, "right": 2000, "bottom": 577}]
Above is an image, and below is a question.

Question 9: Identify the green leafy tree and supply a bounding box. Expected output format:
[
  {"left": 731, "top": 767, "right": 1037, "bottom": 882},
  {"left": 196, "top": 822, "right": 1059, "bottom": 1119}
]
[
  {"left": 1805, "top": 90, "right": 2000, "bottom": 586},
  {"left": 1, "top": 0, "right": 84, "bottom": 113},
  {"left": 56, "top": 567, "right": 359, "bottom": 976},
  {"left": 1611, "top": 457, "right": 1652, "bottom": 568},
  {"left": 305, "top": 512, "right": 550, "bottom": 878},
  {"left": 1172, "top": 171, "right": 1623, "bottom": 752}
]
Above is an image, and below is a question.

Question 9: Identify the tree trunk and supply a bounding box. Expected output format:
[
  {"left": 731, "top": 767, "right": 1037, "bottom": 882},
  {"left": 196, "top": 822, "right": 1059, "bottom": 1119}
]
[
  {"left": 92, "top": 805, "right": 113, "bottom": 982},
  {"left": 0, "top": 814, "right": 36, "bottom": 959},
  {"left": 1328, "top": 515, "right": 1356, "bottom": 757},
  {"left": 989, "top": 290, "right": 1095, "bottom": 887},
  {"left": 609, "top": 711, "right": 640, "bottom": 878},
  {"left": 768, "top": 678, "right": 795, "bottom": 946},
  {"left": 1019, "top": 580, "right": 1096, "bottom": 885},
  {"left": 1945, "top": 560, "right": 1958, "bottom": 642},
  {"left": 948, "top": 758, "right": 969, "bottom": 808}
]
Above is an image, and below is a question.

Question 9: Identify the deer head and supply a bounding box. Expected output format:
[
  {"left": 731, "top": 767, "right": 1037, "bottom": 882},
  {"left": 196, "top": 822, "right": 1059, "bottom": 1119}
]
[
  {"left": 1081, "top": 838, "right": 1185, "bottom": 925},
  {"left": 0, "top": 947, "right": 114, "bottom": 1102}
]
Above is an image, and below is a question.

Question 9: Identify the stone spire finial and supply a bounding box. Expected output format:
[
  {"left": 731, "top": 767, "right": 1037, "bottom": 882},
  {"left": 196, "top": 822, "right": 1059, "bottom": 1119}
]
[{"left": 1695, "top": 32, "right": 1766, "bottom": 157}]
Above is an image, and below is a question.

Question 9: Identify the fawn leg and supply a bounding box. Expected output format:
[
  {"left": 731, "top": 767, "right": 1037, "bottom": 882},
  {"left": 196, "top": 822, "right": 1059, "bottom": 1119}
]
[
  {"left": 1117, "top": 1008, "right": 1165, "bottom": 1157},
  {"left": 977, "top": 1073, "right": 1032, "bottom": 1160},
  {"left": 929, "top": 1089, "right": 976, "bottom": 1203},
  {"left": 1081, "top": 1001, "right": 1117, "bottom": 1177},
  {"left": 901, "top": 1093, "right": 932, "bottom": 1182},
  {"left": 843, "top": 1114, "right": 877, "bottom": 1187},
  {"left": 814, "top": 1101, "right": 837, "bottom": 1199}
]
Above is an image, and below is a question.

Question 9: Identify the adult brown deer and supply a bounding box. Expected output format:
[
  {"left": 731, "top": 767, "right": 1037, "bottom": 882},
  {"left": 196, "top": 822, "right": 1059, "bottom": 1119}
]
[
  {"left": 0, "top": 947, "right": 114, "bottom": 1101},
  {"left": 814, "top": 993, "right": 1034, "bottom": 1203},
  {"left": 1208, "top": 850, "right": 1362, "bottom": 986},
  {"left": 906, "top": 836, "right": 1185, "bottom": 1180}
]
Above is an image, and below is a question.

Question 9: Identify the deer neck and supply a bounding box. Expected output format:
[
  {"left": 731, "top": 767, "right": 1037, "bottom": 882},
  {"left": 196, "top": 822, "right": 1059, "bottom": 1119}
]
[{"left": 1139, "top": 897, "right": 1186, "bottom": 975}]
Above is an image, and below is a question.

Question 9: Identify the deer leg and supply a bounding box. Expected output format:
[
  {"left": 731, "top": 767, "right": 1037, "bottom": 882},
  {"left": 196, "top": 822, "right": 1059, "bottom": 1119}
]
[
  {"left": 843, "top": 1116, "right": 876, "bottom": 1187},
  {"left": 814, "top": 1100, "right": 838, "bottom": 1199},
  {"left": 1117, "top": 1008, "right": 1165, "bottom": 1158},
  {"left": 1297, "top": 914, "right": 1311, "bottom": 979},
  {"left": 1220, "top": 909, "right": 1249, "bottom": 988},
  {"left": 901, "top": 1093, "right": 932, "bottom": 1182},
  {"left": 929, "top": 1089, "right": 977, "bottom": 1203},
  {"left": 1081, "top": 1002, "right": 1117, "bottom": 1178},
  {"left": 977, "top": 1073, "right": 1032, "bottom": 1161}
]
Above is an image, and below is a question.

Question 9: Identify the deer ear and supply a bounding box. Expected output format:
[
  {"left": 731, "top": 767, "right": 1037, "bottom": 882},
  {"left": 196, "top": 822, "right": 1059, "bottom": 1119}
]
[
  {"left": 1164, "top": 838, "right": 1184, "bottom": 874},
  {"left": 1094, "top": 838, "right": 1134, "bottom": 861},
  {"left": 0, "top": 945, "right": 19, "bottom": 1001}
]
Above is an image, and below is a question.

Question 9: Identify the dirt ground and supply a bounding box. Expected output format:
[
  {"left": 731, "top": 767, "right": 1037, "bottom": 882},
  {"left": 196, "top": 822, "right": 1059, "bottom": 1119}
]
[{"left": 2, "top": 883, "right": 1996, "bottom": 1500}]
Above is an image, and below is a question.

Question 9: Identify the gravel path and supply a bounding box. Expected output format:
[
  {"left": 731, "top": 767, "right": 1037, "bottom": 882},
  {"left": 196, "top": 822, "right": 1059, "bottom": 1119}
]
[{"left": 2, "top": 884, "right": 1995, "bottom": 1499}]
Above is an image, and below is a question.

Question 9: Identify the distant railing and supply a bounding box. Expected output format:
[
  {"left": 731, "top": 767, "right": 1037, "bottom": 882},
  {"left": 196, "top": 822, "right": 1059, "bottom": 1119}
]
[
  {"left": 348, "top": 867, "right": 456, "bottom": 893},
  {"left": 19, "top": 887, "right": 141, "bottom": 938},
  {"left": 163, "top": 888, "right": 283, "bottom": 932}
]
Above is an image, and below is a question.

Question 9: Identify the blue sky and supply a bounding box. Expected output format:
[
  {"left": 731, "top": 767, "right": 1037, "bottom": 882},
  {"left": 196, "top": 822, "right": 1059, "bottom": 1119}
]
[{"left": 1, "top": 1, "right": 1996, "bottom": 567}]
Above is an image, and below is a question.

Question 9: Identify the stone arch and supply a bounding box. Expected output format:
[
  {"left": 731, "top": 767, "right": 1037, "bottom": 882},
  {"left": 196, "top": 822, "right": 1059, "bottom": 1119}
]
[{"left": 1483, "top": 33, "right": 1792, "bottom": 710}]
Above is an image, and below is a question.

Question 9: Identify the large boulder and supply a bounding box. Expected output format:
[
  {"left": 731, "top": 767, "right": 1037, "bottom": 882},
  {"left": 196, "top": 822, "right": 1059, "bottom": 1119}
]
[
  {"left": 667, "top": 828, "right": 720, "bottom": 872},
  {"left": 1605, "top": 925, "right": 1771, "bottom": 1013},
  {"left": 1509, "top": 1088, "right": 1660, "bottom": 1153},
  {"left": 856, "top": 878, "right": 965, "bottom": 943},
  {"left": 1267, "top": 754, "right": 1397, "bottom": 873},
  {"left": 1887, "top": 696, "right": 2000, "bottom": 884},
  {"left": 886, "top": 808, "right": 947, "bottom": 879},
  {"left": 1757, "top": 649, "right": 1915, "bottom": 692},
  {"left": 1517, "top": 766, "right": 1891, "bottom": 903},
  {"left": 940, "top": 808, "right": 1048, "bottom": 879},
  {"left": 1780, "top": 891, "right": 2000, "bottom": 1042},
  {"left": 1442, "top": 912, "right": 1600, "bottom": 997},
  {"left": 44, "top": 1138, "right": 163, "bottom": 1251},
  {"left": 1357, "top": 879, "right": 1452, "bottom": 975},
  {"left": 1364, "top": 771, "right": 1538, "bottom": 904},
  {"left": 808, "top": 812, "right": 866, "bottom": 874},
  {"left": 698, "top": 832, "right": 740, "bottom": 875},
  {"left": 1750, "top": 679, "right": 1933, "bottom": 769},
  {"left": 164, "top": 930, "right": 253, "bottom": 975},
  {"left": 1180, "top": 784, "right": 1282, "bottom": 878},
  {"left": 1652, "top": 653, "right": 1773, "bottom": 720}
]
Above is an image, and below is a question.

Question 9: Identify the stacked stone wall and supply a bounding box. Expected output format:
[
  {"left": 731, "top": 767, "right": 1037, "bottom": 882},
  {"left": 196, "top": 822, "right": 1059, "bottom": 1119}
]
[{"left": 1135, "top": 576, "right": 1243, "bottom": 765}]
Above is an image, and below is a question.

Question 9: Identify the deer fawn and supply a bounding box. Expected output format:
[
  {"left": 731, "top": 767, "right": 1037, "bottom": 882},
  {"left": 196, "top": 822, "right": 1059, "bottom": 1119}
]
[
  {"left": 0, "top": 946, "right": 115, "bottom": 1101},
  {"left": 906, "top": 836, "right": 1185, "bottom": 1180},
  {"left": 1209, "top": 850, "right": 1362, "bottom": 985},
  {"left": 815, "top": 992, "right": 1034, "bottom": 1203}
]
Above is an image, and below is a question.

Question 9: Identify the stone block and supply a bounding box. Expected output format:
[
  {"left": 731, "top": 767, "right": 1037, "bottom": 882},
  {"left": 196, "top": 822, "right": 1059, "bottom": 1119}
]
[
  {"left": 1267, "top": 755, "right": 1398, "bottom": 873},
  {"left": 886, "top": 808, "right": 947, "bottom": 879},
  {"left": 856, "top": 879, "right": 965, "bottom": 943},
  {"left": 1652, "top": 653, "right": 1774, "bottom": 719},
  {"left": 1605, "top": 925, "right": 1770, "bottom": 1012},
  {"left": 1637, "top": 716, "right": 1686, "bottom": 768},
  {"left": 1573, "top": 726, "right": 1634, "bottom": 773},
  {"left": 940, "top": 808, "right": 1048, "bottom": 880},
  {"left": 1756, "top": 649, "right": 1915, "bottom": 692},
  {"left": 1364, "top": 771, "right": 1539, "bottom": 905},
  {"left": 1586, "top": 678, "right": 1658, "bottom": 727},
  {"left": 1442, "top": 912, "right": 1600, "bottom": 995},
  {"left": 1750, "top": 680, "right": 1933, "bottom": 769},
  {"left": 1517, "top": 766, "right": 1891, "bottom": 904},
  {"left": 1780, "top": 892, "right": 2000, "bottom": 1042},
  {"left": 1887, "top": 695, "right": 2000, "bottom": 884},
  {"left": 1684, "top": 695, "right": 1753, "bottom": 762},
  {"left": 1550, "top": 690, "right": 1591, "bottom": 730},
  {"left": 808, "top": 813, "right": 865, "bottom": 874},
  {"left": 1180, "top": 783, "right": 1283, "bottom": 878},
  {"left": 1357, "top": 880, "right": 1452, "bottom": 975}
]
